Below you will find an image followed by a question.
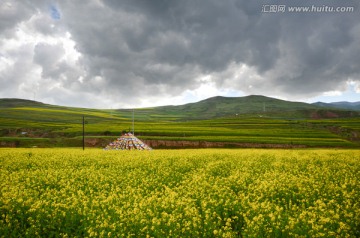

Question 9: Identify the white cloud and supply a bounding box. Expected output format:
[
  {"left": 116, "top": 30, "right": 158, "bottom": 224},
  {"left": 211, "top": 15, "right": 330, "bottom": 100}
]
[
  {"left": 323, "top": 91, "right": 343, "bottom": 97},
  {"left": 356, "top": 85, "right": 360, "bottom": 94}
]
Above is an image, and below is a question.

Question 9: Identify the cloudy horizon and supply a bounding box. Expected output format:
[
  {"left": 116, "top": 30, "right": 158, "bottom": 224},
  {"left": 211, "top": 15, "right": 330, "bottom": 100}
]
[{"left": 1, "top": 0, "right": 359, "bottom": 109}]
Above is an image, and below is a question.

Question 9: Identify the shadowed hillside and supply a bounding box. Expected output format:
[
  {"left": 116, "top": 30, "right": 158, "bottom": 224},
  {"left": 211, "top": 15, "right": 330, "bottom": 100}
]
[{"left": 0, "top": 98, "right": 46, "bottom": 108}]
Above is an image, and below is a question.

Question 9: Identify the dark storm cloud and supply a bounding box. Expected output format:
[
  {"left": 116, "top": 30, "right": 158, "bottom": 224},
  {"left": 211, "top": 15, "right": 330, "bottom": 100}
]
[
  {"left": 58, "top": 0, "right": 267, "bottom": 98},
  {"left": 1, "top": 0, "right": 359, "bottom": 107},
  {"left": 261, "top": 14, "right": 360, "bottom": 97},
  {"left": 60, "top": 0, "right": 359, "bottom": 100}
]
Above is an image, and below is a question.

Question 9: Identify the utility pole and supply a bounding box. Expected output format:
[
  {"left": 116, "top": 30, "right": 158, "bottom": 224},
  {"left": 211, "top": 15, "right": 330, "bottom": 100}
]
[
  {"left": 132, "top": 109, "right": 134, "bottom": 135},
  {"left": 82, "top": 115, "right": 85, "bottom": 150}
]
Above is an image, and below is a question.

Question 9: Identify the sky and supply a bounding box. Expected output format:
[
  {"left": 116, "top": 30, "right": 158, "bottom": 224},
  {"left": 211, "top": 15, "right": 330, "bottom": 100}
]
[{"left": 0, "top": 0, "right": 360, "bottom": 109}]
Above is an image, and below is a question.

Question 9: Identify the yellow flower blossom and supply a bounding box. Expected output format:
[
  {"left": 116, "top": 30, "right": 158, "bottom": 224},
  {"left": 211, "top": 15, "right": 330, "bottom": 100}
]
[{"left": 0, "top": 148, "right": 358, "bottom": 237}]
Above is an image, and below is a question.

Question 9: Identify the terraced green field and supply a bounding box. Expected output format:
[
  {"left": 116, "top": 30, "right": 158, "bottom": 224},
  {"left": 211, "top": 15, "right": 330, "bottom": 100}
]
[{"left": 0, "top": 99, "right": 359, "bottom": 148}]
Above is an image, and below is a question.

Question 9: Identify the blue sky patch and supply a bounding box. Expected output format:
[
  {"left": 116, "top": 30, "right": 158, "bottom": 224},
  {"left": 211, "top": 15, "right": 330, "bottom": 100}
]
[{"left": 50, "top": 5, "right": 61, "bottom": 20}]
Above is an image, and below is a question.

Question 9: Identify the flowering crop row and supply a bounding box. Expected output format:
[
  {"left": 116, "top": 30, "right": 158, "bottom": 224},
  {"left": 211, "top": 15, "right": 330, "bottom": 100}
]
[{"left": 1, "top": 148, "right": 359, "bottom": 237}]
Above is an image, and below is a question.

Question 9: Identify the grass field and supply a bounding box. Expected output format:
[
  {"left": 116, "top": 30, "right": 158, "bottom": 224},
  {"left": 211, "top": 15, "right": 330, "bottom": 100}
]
[
  {"left": 1, "top": 107, "right": 359, "bottom": 148},
  {"left": 1, "top": 148, "right": 359, "bottom": 237}
]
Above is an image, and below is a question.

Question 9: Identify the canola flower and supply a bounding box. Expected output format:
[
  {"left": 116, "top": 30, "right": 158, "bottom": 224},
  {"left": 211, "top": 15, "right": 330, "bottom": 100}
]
[{"left": 0, "top": 148, "right": 359, "bottom": 237}]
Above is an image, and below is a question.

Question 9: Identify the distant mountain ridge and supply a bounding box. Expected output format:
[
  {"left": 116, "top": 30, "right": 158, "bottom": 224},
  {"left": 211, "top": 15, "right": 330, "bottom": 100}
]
[{"left": 312, "top": 101, "right": 360, "bottom": 111}]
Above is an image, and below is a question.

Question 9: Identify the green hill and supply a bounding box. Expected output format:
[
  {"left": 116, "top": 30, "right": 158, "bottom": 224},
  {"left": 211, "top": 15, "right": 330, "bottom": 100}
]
[
  {"left": 0, "top": 98, "right": 46, "bottom": 108},
  {"left": 145, "top": 95, "right": 359, "bottom": 120},
  {"left": 151, "top": 95, "right": 315, "bottom": 119}
]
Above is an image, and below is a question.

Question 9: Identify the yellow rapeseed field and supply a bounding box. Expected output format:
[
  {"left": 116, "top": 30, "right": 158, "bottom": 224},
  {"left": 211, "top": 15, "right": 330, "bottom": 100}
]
[{"left": 0, "top": 148, "right": 359, "bottom": 237}]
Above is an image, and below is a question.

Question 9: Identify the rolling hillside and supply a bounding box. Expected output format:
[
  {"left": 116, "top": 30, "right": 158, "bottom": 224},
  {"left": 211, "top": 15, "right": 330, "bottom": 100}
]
[
  {"left": 150, "top": 95, "right": 347, "bottom": 120},
  {"left": 121, "top": 95, "right": 359, "bottom": 121},
  {"left": 0, "top": 96, "right": 359, "bottom": 148}
]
